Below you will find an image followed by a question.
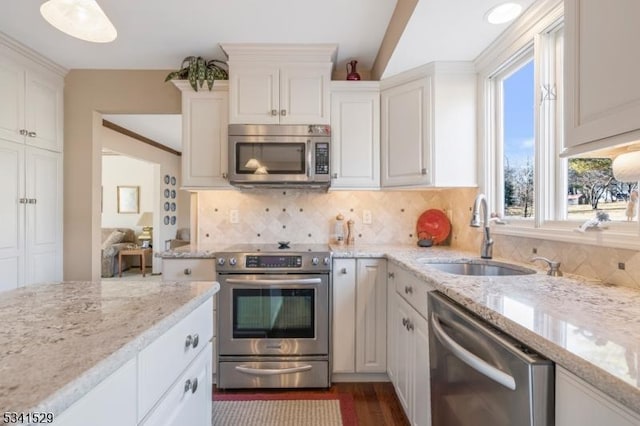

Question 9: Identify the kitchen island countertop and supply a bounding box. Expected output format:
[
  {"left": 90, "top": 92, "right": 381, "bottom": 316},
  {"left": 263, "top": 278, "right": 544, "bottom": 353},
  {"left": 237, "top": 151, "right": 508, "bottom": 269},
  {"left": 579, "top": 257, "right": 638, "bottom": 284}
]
[{"left": 0, "top": 280, "right": 219, "bottom": 418}]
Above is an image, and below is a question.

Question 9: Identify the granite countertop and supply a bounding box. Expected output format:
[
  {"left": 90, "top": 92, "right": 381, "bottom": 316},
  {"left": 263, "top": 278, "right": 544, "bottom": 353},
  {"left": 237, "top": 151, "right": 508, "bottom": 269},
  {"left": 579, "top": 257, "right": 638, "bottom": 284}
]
[
  {"left": 334, "top": 244, "right": 640, "bottom": 413},
  {"left": 0, "top": 280, "right": 219, "bottom": 417}
]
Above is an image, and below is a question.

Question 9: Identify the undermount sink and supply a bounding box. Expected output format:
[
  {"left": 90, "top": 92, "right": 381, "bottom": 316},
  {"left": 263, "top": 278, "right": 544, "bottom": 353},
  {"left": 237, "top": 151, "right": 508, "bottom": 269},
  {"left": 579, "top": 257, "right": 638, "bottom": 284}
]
[{"left": 417, "top": 258, "right": 536, "bottom": 276}]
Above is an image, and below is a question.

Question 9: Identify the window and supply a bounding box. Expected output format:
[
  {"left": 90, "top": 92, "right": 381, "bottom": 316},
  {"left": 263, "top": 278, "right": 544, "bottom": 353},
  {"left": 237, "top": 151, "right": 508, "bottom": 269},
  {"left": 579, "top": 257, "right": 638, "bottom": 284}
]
[{"left": 481, "top": 2, "right": 640, "bottom": 248}]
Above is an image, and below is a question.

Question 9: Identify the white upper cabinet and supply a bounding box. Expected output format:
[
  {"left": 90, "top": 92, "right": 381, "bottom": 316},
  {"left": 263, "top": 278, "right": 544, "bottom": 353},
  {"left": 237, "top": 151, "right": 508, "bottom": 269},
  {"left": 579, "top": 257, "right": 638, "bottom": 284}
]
[
  {"left": 0, "top": 46, "right": 63, "bottom": 153},
  {"left": 174, "top": 81, "right": 229, "bottom": 189},
  {"left": 223, "top": 44, "right": 336, "bottom": 125},
  {"left": 381, "top": 62, "right": 476, "bottom": 188},
  {"left": 330, "top": 81, "right": 380, "bottom": 189},
  {"left": 564, "top": 0, "right": 640, "bottom": 153}
]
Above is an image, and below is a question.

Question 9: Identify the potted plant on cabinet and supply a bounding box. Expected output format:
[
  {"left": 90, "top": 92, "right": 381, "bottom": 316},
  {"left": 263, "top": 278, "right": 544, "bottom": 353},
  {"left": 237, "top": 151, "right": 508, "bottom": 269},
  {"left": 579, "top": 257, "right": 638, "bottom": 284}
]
[{"left": 165, "top": 56, "right": 228, "bottom": 91}]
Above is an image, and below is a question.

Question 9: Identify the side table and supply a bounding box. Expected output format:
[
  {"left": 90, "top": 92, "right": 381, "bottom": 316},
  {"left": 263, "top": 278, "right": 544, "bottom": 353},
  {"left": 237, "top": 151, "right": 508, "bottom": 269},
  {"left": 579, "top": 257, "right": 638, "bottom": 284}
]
[{"left": 118, "top": 247, "right": 152, "bottom": 277}]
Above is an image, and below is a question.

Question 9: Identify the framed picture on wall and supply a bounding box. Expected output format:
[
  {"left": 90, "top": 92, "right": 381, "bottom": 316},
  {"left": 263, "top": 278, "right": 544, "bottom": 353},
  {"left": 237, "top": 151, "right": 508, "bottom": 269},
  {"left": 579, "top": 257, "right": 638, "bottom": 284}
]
[{"left": 117, "top": 186, "right": 139, "bottom": 214}]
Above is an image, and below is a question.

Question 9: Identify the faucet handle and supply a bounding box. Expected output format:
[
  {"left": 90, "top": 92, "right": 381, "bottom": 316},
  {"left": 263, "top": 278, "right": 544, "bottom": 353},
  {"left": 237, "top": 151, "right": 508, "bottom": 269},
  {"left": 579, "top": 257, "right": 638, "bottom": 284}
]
[{"left": 530, "top": 256, "right": 562, "bottom": 276}]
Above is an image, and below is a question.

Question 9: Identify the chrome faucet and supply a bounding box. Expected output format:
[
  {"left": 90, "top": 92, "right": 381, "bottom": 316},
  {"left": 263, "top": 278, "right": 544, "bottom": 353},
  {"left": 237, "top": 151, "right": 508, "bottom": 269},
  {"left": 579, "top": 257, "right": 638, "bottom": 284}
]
[
  {"left": 531, "top": 256, "right": 563, "bottom": 276},
  {"left": 470, "top": 193, "right": 493, "bottom": 259}
]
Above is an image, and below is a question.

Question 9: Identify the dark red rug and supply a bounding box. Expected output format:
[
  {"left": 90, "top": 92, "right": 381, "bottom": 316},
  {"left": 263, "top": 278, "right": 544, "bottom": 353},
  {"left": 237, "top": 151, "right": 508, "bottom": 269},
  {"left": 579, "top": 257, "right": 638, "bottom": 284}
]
[{"left": 213, "top": 391, "right": 358, "bottom": 425}]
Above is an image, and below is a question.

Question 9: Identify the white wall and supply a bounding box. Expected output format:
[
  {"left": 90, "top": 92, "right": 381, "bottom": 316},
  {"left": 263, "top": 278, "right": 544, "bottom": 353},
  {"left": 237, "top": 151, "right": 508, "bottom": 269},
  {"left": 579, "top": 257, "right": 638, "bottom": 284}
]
[{"left": 102, "top": 155, "right": 155, "bottom": 229}]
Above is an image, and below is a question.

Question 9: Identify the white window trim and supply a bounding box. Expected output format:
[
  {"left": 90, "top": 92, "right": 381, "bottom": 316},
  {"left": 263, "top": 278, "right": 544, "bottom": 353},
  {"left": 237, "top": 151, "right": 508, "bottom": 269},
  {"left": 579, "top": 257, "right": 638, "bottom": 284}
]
[{"left": 475, "top": 0, "right": 640, "bottom": 250}]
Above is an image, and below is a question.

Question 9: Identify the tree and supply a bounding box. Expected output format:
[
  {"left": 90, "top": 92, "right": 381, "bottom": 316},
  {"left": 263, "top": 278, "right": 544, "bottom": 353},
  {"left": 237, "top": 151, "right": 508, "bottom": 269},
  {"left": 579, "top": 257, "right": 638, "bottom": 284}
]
[
  {"left": 504, "top": 160, "right": 516, "bottom": 207},
  {"left": 568, "top": 159, "right": 614, "bottom": 209},
  {"left": 504, "top": 157, "right": 534, "bottom": 217}
]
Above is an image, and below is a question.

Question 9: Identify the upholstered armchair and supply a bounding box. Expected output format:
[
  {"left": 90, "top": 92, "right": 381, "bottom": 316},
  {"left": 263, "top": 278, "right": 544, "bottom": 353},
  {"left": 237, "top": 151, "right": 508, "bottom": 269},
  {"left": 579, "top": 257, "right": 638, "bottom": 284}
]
[{"left": 101, "top": 228, "right": 137, "bottom": 278}]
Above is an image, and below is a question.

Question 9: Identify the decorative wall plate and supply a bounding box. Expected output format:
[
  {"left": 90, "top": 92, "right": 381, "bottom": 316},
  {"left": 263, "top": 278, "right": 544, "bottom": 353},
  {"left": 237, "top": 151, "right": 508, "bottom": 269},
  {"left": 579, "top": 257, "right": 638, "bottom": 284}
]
[
  {"left": 164, "top": 189, "right": 170, "bottom": 198},
  {"left": 170, "top": 176, "right": 176, "bottom": 186},
  {"left": 170, "top": 216, "right": 176, "bottom": 225},
  {"left": 170, "top": 190, "right": 176, "bottom": 199},
  {"left": 416, "top": 209, "right": 451, "bottom": 245},
  {"left": 164, "top": 215, "right": 170, "bottom": 225},
  {"left": 164, "top": 202, "right": 170, "bottom": 211},
  {"left": 170, "top": 202, "right": 176, "bottom": 211},
  {"left": 164, "top": 175, "right": 170, "bottom": 184}
]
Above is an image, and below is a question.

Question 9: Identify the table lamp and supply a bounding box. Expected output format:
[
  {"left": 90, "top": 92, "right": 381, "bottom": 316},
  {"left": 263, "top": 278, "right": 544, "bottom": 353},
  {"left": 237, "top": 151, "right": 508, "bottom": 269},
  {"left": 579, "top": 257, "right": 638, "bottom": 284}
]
[{"left": 137, "top": 211, "right": 153, "bottom": 245}]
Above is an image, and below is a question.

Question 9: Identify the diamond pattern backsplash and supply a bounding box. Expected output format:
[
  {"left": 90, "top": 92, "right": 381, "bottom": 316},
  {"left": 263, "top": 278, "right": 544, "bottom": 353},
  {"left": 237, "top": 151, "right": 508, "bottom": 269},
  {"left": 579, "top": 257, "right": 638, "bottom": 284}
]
[{"left": 197, "top": 188, "right": 640, "bottom": 290}]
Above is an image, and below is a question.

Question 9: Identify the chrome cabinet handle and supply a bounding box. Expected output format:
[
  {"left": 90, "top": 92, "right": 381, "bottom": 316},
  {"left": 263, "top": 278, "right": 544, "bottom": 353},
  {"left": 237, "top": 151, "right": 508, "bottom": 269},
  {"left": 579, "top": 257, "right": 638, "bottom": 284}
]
[
  {"left": 340, "top": 268, "right": 347, "bottom": 274},
  {"left": 185, "top": 334, "right": 193, "bottom": 348},
  {"left": 28, "top": 198, "right": 37, "bottom": 204},
  {"left": 271, "top": 109, "right": 278, "bottom": 116},
  {"left": 19, "top": 129, "right": 28, "bottom": 136},
  {"left": 388, "top": 272, "right": 395, "bottom": 279},
  {"left": 28, "top": 131, "right": 37, "bottom": 137},
  {"left": 192, "top": 333, "right": 199, "bottom": 348},
  {"left": 404, "top": 286, "right": 413, "bottom": 295},
  {"left": 332, "top": 173, "right": 338, "bottom": 179},
  {"left": 191, "top": 377, "right": 198, "bottom": 393},
  {"left": 280, "top": 109, "right": 287, "bottom": 116},
  {"left": 184, "top": 379, "right": 192, "bottom": 393},
  {"left": 183, "top": 268, "right": 192, "bottom": 275}
]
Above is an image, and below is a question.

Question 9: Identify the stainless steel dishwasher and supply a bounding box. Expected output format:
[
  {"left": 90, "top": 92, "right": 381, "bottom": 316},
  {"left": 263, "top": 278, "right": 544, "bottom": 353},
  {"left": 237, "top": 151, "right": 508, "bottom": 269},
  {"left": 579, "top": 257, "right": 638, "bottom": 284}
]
[{"left": 429, "top": 292, "right": 554, "bottom": 426}]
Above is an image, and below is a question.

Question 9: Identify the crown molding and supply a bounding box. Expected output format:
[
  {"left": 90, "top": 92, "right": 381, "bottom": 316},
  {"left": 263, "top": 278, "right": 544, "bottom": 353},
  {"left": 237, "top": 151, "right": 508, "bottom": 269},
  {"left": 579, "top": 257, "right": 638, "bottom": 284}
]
[
  {"left": 220, "top": 43, "right": 338, "bottom": 64},
  {"left": 0, "top": 31, "right": 67, "bottom": 77}
]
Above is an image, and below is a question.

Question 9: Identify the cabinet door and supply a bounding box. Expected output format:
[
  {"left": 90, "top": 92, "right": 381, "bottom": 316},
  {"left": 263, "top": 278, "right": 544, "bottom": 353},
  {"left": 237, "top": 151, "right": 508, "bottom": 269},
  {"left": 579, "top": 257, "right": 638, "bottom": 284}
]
[
  {"left": 386, "top": 264, "right": 398, "bottom": 382},
  {"left": 0, "top": 57, "right": 25, "bottom": 145},
  {"left": 381, "top": 78, "right": 431, "bottom": 187},
  {"left": 410, "top": 312, "right": 431, "bottom": 426},
  {"left": 279, "top": 63, "right": 330, "bottom": 124},
  {"left": 355, "top": 258, "right": 387, "bottom": 373},
  {"left": 162, "top": 258, "right": 216, "bottom": 282},
  {"left": 25, "top": 147, "right": 62, "bottom": 285},
  {"left": 25, "top": 71, "right": 63, "bottom": 152},
  {"left": 565, "top": 0, "right": 640, "bottom": 149},
  {"left": 182, "top": 89, "right": 229, "bottom": 188},
  {"left": 556, "top": 366, "right": 640, "bottom": 426},
  {"left": 393, "top": 293, "right": 412, "bottom": 416},
  {"left": 0, "top": 140, "right": 24, "bottom": 291},
  {"left": 229, "top": 64, "right": 280, "bottom": 124},
  {"left": 330, "top": 88, "right": 380, "bottom": 188},
  {"left": 332, "top": 258, "right": 356, "bottom": 373},
  {"left": 142, "top": 344, "right": 212, "bottom": 426}
]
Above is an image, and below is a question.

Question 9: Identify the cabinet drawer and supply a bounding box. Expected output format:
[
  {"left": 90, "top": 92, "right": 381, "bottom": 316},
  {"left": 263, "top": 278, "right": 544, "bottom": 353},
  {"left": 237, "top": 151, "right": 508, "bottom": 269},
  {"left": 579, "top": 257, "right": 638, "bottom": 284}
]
[
  {"left": 162, "top": 258, "right": 215, "bottom": 281},
  {"left": 141, "top": 343, "right": 212, "bottom": 426},
  {"left": 394, "top": 268, "right": 431, "bottom": 318},
  {"left": 138, "top": 297, "right": 213, "bottom": 420}
]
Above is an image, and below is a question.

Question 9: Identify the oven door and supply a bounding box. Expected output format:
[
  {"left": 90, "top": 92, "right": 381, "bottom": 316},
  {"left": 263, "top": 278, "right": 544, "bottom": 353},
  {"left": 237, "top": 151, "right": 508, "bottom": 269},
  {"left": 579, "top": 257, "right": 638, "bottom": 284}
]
[{"left": 218, "top": 274, "right": 329, "bottom": 356}]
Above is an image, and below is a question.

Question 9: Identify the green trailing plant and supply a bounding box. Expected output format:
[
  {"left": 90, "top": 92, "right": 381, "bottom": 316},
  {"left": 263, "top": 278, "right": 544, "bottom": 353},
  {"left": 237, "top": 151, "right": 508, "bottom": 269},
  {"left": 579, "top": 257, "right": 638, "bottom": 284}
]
[{"left": 165, "top": 56, "right": 228, "bottom": 91}]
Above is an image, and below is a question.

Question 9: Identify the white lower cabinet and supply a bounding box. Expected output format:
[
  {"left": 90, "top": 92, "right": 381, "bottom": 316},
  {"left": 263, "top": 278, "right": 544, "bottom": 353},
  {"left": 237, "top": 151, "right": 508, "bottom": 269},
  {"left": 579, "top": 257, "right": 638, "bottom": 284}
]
[
  {"left": 556, "top": 366, "right": 640, "bottom": 426},
  {"left": 332, "top": 258, "right": 387, "bottom": 375},
  {"left": 55, "top": 296, "right": 214, "bottom": 426},
  {"left": 387, "top": 263, "right": 432, "bottom": 426},
  {"left": 54, "top": 358, "right": 137, "bottom": 426}
]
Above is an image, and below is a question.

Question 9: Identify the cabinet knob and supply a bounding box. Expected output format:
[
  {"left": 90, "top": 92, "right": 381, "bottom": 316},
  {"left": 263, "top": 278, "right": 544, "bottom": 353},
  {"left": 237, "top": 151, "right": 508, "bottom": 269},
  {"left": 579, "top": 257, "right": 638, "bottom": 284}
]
[
  {"left": 271, "top": 109, "right": 278, "bottom": 116},
  {"left": 191, "top": 377, "right": 198, "bottom": 394},
  {"left": 184, "top": 379, "right": 192, "bottom": 393},
  {"left": 28, "top": 198, "right": 37, "bottom": 204},
  {"left": 340, "top": 267, "right": 347, "bottom": 274},
  {"left": 332, "top": 173, "right": 338, "bottom": 179},
  {"left": 19, "top": 129, "right": 28, "bottom": 136},
  {"left": 404, "top": 286, "right": 413, "bottom": 295},
  {"left": 183, "top": 268, "right": 192, "bottom": 275},
  {"left": 402, "top": 317, "right": 408, "bottom": 326},
  {"left": 28, "top": 131, "right": 37, "bottom": 138},
  {"left": 185, "top": 334, "right": 193, "bottom": 348},
  {"left": 222, "top": 172, "right": 228, "bottom": 179},
  {"left": 280, "top": 109, "right": 287, "bottom": 116},
  {"left": 421, "top": 168, "right": 427, "bottom": 175},
  {"left": 406, "top": 321, "right": 414, "bottom": 331},
  {"left": 191, "top": 333, "right": 199, "bottom": 348},
  {"left": 388, "top": 272, "right": 395, "bottom": 279}
]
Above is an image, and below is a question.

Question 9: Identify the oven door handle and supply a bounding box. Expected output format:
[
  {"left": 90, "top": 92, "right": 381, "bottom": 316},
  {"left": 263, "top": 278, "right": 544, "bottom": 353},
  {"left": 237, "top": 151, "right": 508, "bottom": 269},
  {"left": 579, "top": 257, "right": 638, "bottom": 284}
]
[
  {"left": 225, "top": 278, "right": 322, "bottom": 286},
  {"left": 235, "top": 364, "right": 313, "bottom": 376},
  {"left": 430, "top": 313, "right": 516, "bottom": 390}
]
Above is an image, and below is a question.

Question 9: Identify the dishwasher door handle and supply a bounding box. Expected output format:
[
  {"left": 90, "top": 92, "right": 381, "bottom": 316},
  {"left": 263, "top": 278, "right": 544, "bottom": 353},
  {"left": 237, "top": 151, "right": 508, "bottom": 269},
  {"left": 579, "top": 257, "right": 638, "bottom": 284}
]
[{"left": 431, "top": 314, "right": 516, "bottom": 390}]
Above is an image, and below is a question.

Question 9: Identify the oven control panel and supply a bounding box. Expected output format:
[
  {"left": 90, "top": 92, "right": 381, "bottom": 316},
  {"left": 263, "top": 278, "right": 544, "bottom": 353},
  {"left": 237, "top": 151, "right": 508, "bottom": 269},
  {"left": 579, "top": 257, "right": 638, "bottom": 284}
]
[{"left": 246, "top": 255, "right": 302, "bottom": 268}]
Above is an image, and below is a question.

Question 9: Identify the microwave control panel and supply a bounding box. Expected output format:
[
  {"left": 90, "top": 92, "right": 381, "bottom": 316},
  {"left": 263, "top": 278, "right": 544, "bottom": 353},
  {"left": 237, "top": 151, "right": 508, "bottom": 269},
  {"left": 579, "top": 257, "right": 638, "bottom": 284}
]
[{"left": 315, "top": 143, "right": 329, "bottom": 175}]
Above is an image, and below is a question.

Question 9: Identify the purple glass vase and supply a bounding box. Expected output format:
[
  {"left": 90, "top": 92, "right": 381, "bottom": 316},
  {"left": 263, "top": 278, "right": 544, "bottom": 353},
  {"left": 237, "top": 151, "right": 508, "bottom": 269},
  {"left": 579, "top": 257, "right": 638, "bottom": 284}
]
[{"left": 346, "top": 60, "right": 361, "bottom": 81}]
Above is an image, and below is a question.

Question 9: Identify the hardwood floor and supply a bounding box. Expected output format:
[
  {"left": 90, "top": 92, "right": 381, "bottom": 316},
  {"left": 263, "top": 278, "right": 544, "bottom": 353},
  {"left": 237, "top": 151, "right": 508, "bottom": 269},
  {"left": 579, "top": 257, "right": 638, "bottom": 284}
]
[{"left": 214, "top": 381, "right": 410, "bottom": 425}]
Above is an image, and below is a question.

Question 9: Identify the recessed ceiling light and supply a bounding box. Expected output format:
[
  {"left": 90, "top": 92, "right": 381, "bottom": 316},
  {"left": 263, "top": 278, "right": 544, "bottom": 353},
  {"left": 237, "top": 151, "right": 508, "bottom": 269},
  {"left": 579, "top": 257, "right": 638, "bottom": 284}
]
[
  {"left": 40, "top": 0, "right": 117, "bottom": 43},
  {"left": 485, "top": 2, "right": 523, "bottom": 25}
]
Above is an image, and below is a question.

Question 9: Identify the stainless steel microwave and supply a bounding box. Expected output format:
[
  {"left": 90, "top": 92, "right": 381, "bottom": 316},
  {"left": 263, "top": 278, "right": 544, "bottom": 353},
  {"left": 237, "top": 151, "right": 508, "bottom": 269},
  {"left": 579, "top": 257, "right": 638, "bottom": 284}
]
[{"left": 228, "top": 124, "right": 331, "bottom": 189}]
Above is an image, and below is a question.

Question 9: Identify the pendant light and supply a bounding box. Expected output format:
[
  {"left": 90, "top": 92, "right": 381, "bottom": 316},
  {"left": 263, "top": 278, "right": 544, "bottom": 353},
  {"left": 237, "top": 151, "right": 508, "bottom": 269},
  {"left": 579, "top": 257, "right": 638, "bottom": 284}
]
[{"left": 40, "top": 0, "right": 117, "bottom": 43}]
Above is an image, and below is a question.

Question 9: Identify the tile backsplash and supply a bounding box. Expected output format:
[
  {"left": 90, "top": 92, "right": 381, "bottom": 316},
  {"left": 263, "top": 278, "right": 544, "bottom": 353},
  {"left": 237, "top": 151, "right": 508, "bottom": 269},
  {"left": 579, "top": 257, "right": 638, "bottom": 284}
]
[
  {"left": 196, "top": 188, "right": 640, "bottom": 290},
  {"left": 196, "top": 188, "right": 479, "bottom": 247}
]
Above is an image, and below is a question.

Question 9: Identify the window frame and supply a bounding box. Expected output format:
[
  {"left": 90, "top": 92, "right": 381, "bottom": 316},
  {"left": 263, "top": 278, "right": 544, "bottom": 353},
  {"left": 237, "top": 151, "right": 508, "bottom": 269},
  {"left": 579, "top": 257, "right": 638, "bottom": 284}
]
[{"left": 476, "top": 0, "right": 640, "bottom": 250}]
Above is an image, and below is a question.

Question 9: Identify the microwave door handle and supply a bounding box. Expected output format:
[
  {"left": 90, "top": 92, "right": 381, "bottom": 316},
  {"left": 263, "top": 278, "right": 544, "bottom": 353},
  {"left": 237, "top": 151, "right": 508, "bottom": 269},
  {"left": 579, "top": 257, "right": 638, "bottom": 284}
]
[
  {"left": 307, "top": 139, "right": 312, "bottom": 178},
  {"left": 225, "top": 278, "right": 322, "bottom": 286}
]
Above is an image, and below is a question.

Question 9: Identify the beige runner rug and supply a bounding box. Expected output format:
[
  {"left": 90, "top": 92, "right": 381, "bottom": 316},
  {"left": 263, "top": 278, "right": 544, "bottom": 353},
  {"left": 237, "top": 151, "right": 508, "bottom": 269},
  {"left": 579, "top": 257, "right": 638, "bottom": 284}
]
[{"left": 213, "top": 392, "right": 358, "bottom": 426}]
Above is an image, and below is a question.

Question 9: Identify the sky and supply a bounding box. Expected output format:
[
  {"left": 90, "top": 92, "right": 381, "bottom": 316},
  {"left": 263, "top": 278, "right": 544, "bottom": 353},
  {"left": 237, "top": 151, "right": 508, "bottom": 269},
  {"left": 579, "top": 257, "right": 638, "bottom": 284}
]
[{"left": 503, "top": 60, "right": 534, "bottom": 170}]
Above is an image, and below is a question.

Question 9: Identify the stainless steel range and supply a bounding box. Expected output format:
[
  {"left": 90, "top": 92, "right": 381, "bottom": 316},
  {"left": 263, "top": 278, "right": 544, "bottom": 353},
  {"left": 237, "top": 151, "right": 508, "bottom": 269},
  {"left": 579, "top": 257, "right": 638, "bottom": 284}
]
[{"left": 215, "top": 243, "right": 331, "bottom": 389}]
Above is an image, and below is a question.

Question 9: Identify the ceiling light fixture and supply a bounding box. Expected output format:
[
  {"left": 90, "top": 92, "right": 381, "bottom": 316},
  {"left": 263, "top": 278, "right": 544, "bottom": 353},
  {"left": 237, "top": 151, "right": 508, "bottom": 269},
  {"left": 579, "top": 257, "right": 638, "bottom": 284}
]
[
  {"left": 612, "top": 151, "right": 640, "bottom": 182},
  {"left": 40, "top": 0, "right": 117, "bottom": 43},
  {"left": 485, "top": 2, "right": 523, "bottom": 25}
]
